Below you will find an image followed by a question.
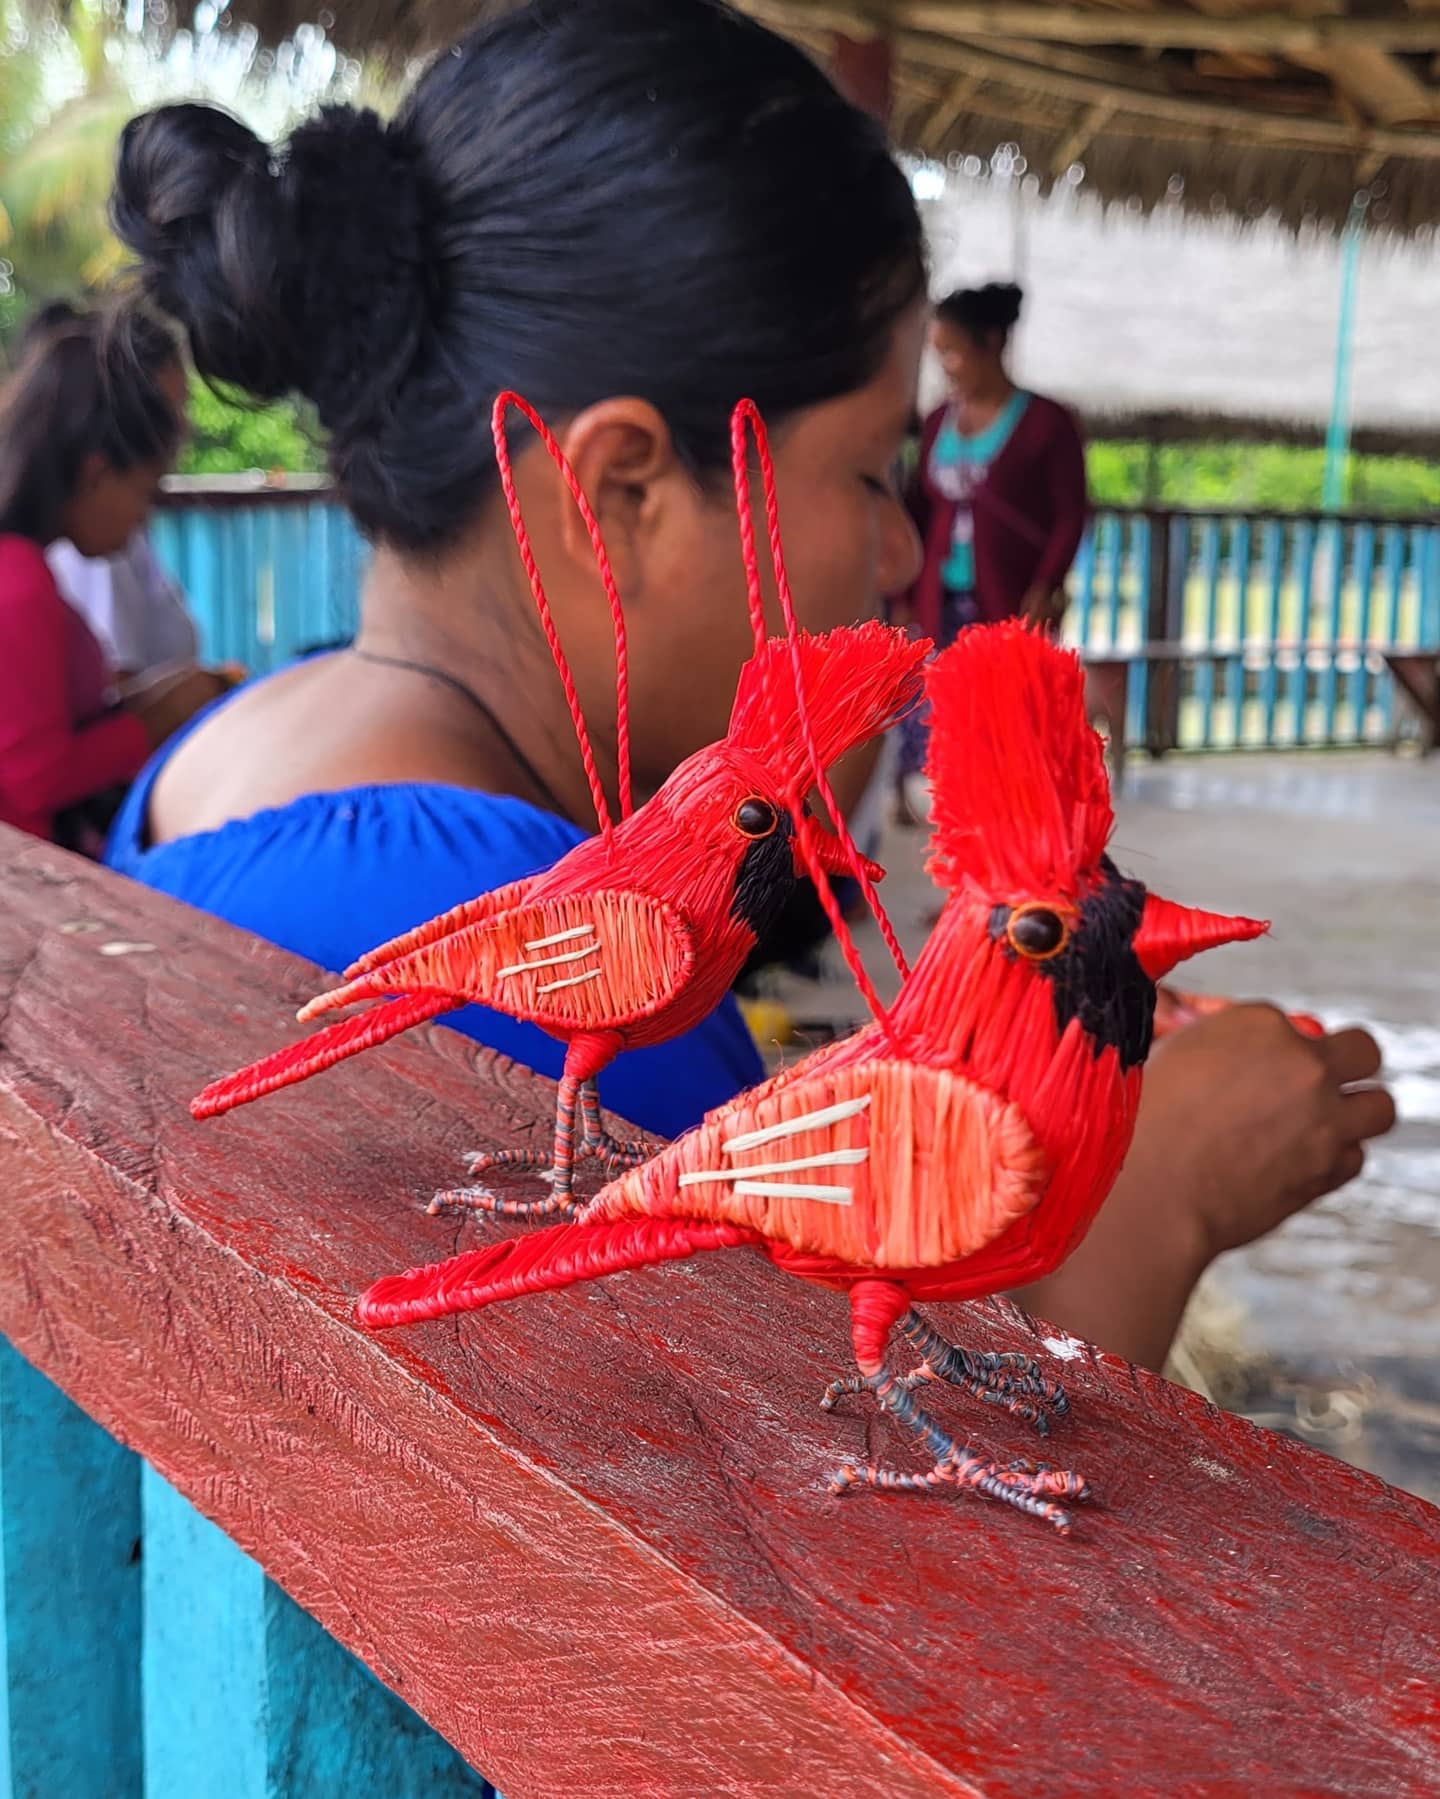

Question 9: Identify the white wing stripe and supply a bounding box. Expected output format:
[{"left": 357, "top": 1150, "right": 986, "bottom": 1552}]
[
  {"left": 723, "top": 1093, "right": 871, "bottom": 1154},
  {"left": 496, "top": 943, "right": 600, "bottom": 979},
  {"left": 524, "top": 925, "right": 597, "bottom": 950},
  {"left": 733, "top": 1181, "right": 853, "bottom": 1205},
  {"left": 678, "top": 1148, "right": 868, "bottom": 1188},
  {"left": 535, "top": 968, "right": 605, "bottom": 995}
]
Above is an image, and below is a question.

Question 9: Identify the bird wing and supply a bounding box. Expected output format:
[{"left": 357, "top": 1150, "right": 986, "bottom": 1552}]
[
  {"left": 358, "top": 1216, "right": 762, "bottom": 1327},
  {"left": 298, "top": 890, "right": 697, "bottom": 1037},
  {"left": 339, "top": 878, "right": 536, "bottom": 982},
  {"left": 586, "top": 1056, "right": 1049, "bottom": 1271}
]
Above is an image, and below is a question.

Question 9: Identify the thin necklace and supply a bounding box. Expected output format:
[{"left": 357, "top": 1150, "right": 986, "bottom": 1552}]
[{"left": 347, "top": 646, "right": 572, "bottom": 820}]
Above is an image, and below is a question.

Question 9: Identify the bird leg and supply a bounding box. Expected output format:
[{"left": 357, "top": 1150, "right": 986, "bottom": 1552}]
[
  {"left": 433, "top": 1063, "right": 649, "bottom": 1221},
  {"left": 823, "top": 1281, "right": 1090, "bottom": 1533},
  {"left": 824, "top": 1309, "right": 1070, "bottom": 1435},
  {"left": 577, "top": 1080, "right": 652, "bottom": 1171},
  {"left": 432, "top": 1073, "right": 588, "bottom": 1221}
]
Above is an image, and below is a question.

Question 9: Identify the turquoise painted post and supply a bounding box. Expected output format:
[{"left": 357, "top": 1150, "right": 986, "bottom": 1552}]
[
  {"left": 1320, "top": 523, "right": 1348, "bottom": 741},
  {"left": 1072, "top": 518, "right": 1097, "bottom": 646},
  {"left": 1322, "top": 194, "right": 1368, "bottom": 513},
  {"left": 1381, "top": 524, "right": 1407, "bottom": 734},
  {"left": 1290, "top": 522, "right": 1318, "bottom": 745},
  {"left": 0, "top": 1341, "right": 142, "bottom": 1799},
  {"left": 1420, "top": 524, "right": 1440, "bottom": 647},
  {"left": 1260, "top": 520, "right": 1284, "bottom": 746},
  {"left": 1196, "top": 518, "right": 1222, "bottom": 747},
  {"left": 141, "top": 1467, "right": 497, "bottom": 1799},
  {"left": 1127, "top": 515, "right": 1150, "bottom": 743},
  {"left": 1351, "top": 523, "right": 1377, "bottom": 742},
  {"left": 1228, "top": 519, "right": 1251, "bottom": 747},
  {"left": 1104, "top": 514, "right": 1125, "bottom": 646}
]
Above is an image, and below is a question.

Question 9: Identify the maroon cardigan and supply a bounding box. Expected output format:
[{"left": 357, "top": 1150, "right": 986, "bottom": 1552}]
[{"left": 904, "top": 394, "right": 1088, "bottom": 641}]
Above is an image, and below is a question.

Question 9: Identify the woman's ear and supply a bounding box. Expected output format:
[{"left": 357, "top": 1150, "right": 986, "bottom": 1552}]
[{"left": 556, "top": 398, "right": 690, "bottom": 597}]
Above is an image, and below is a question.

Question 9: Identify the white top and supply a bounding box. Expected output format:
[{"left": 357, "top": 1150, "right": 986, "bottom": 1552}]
[{"left": 47, "top": 533, "right": 199, "bottom": 677}]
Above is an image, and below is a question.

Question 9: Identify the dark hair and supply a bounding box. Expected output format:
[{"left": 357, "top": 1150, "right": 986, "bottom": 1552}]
[
  {"left": 111, "top": 0, "right": 924, "bottom": 553},
  {"left": 16, "top": 297, "right": 85, "bottom": 358},
  {"left": 0, "top": 299, "right": 182, "bottom": 542},
  {"left": 934, "top": 282, "right": 1024, "bottom": 346}
]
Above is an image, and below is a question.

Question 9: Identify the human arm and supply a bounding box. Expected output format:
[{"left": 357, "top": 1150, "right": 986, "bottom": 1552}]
[
  {"left": 1021, "top": 406, "right": 1089, "bottom": 622},
  {"left": 1012, "top": 1005, "right": 1396, "bottom": 1370},
  {"left": 0, "top": 551, "right": 150, "bottom": 821}
]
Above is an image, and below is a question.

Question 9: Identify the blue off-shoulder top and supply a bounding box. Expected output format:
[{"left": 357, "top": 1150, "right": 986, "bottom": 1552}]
[{"left": 105, "top": 693, "right": 763, "bottom": 1139}]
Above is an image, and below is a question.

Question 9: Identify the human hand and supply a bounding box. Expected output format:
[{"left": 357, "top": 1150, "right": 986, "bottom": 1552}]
[
  {"left": 1014, "top": 1004, "right": 1395, "bottom": 1369},
  {"left": 1021, "top": 584, "right": 1065, "bottom": 631},
  {"left": 1131, "top": 1003, "right": 1395, "bottom": 1266},
  {"left": 1154, "top": 985, "right": 1324, "bottom": 1042}
]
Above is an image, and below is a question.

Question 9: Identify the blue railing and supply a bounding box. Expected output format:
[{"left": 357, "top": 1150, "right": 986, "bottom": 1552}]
[
  {"left": 153, "top": 479, "right": 367, "bottom": 671},
  {"left": 1063, "top": 508, "right": 1440, "bottom": 750},
  {"left": 155, "top": 484, "right": 1440, "bottom": 751}
]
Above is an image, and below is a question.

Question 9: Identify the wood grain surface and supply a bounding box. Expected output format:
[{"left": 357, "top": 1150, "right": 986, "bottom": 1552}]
[{"left": 2, "top": 826, "right": 1439, "bottom": 1798}]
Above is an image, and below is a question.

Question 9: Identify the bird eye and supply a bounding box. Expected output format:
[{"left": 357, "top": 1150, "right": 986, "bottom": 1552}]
[
  {"left": 1006, "top": 905, "right": 1071, "bottom": 961},
  {"left": 734, "top": 797, "right": 779, "bottom": 839}
]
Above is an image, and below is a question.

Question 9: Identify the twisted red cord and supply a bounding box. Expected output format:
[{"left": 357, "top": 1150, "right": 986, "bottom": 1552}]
[
  {"left": 491, "top": 392, "right": 633, "bottom": 834},
  {"left": 729, "top": 400, "right": 909, "bottom": 1032}
]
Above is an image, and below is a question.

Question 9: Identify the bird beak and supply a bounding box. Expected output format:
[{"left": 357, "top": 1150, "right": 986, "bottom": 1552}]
[
  {"left": 801, "top": 821, "right": 885, "bottom": 886},
  {"left": 1133, "top": 893, "right": 1269, "bottom": 981}
]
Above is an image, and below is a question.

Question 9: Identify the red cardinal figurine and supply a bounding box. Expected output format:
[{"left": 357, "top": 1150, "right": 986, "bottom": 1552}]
[
  {"left": 192, "top": 395, "right": 928, "bottom": 1219},
  {"left": 358, "top": 623, "right": 1269, "bottom": 1533}
]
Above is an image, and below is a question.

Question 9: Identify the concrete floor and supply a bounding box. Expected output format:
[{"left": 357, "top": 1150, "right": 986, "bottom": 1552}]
[{"left": 759, "top": 751, "right": 1440, "bottom": 1502}]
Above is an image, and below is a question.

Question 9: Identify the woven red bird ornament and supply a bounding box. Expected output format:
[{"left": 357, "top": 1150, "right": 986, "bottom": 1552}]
[
  {"left": 358, "top": 622, "right": 1269, "bottom": 1533},
  {"left": 191, "top": 395, "right": 928, "bottom": 1219}
]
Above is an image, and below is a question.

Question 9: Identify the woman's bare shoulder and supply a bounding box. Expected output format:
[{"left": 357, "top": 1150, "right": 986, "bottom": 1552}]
[{"left": 147, "top": 657, "right": 494, "bottom": 843}]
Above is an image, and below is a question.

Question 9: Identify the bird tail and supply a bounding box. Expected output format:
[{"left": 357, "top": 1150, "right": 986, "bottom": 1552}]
[
  {"left": 191, "top": 991, "right": 455, "bottom": 1120},
  {"left": 358, "top": 1217, "right": 762, "bottom": 1328}
]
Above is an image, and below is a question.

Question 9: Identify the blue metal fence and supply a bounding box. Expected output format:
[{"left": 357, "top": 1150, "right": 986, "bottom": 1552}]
[{"left": 154, "top": 486, "right": 1440, "bottom": 751}]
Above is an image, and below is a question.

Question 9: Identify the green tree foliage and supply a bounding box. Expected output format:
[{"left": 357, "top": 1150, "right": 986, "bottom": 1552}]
[
  {"left": 180, "top": 378, "right": 324, "bottom": 476},
  {"left": 1088, "top": 440, "right": 1440, "bottom": 516}
]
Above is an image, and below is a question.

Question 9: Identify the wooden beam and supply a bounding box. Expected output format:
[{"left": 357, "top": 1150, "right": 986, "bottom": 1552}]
[
  {"left": 890, "top": 34, "right": 1440, "bottom": 158},
  {"left": 744, "top": 3, "right": 1440, "bottom": 155},
  {"left": 6, "top": 841, "right": 1440, "bottom": 1792},
  {"left": 1292, "top": 47, "right": 1440, "bottom": 125},
  {"left": 919, "top": 70, "right": 982, "bottom": 151},
  {"left": 1050, "top": 100, "right": 1115, "bottom": 173},
  {"left": 890, "top": 3, "right": 1440, "bottom": 54}
]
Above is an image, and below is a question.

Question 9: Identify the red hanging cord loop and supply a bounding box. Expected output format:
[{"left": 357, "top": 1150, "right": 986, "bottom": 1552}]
[
  {"left": 491, "top": 392, "right": 634, "bottom": 836},
  {"left": 729, "top": 399, "right": 909, "bottom": 1036}
]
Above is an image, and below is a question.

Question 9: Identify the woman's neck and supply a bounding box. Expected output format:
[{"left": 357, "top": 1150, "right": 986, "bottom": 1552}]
[
  {"left": 952, "top": 369, "right": 1015, "bottom": 425},
  {"left": 357, "top": 545, "right": 617, "bottom": 830}
]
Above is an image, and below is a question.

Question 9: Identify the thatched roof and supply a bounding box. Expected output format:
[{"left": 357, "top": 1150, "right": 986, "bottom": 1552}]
[
  {"left": 742, "top": 1, "right": 1440, "bottom": 233},
  {"left": 924, "top": 176, "right": 1440, "bottom": 452},
  {"left": 205, "top": 0, "right": 1440, "bottom": 232}
]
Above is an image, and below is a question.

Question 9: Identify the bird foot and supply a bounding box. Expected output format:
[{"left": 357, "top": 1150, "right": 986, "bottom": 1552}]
[
  {"left": 821, "top": 1347, "right": 1069, "bottom": 1436},
  {"left": 428, "top": 1184, "right": 581, "bottom": 1221},
  {"left": 828, "top": 1446, "right": 1090, "bottom": 1533}
]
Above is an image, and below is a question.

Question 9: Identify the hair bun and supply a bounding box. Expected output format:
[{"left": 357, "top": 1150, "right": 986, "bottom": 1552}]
[
  {"left": 980, "top": 282, "right": 1024, "bottom": 329},
  {"left": 113, "top": 101, "right": 431, "bottom": 433},
  {"left": 282, "top": 107, "right": 432, "bottom": 431}
]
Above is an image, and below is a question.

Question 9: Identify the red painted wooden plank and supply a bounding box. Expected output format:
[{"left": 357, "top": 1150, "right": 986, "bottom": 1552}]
[{"left": 1, "top": 826, "right": 1439, "bottom": 1798}]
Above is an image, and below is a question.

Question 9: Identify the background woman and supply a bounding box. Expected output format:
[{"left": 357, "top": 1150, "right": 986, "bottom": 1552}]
[
  {"left": 895, "top": 282, "right": 1088, "bottom": 813},
  {"left": 107, "top": 0, "right": 1388, "bottom": 1370},
  {"left": 0, "top": 302, "right": 224, "bottom": 850}
]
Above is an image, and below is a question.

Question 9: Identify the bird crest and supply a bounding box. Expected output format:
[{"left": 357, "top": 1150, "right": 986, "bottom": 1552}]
[
  {"left": 924, "top": 622, "right": 1114, "bottom": 900},
  {"left": 725, "top": 622, "right": 927, "bottom": 800}
]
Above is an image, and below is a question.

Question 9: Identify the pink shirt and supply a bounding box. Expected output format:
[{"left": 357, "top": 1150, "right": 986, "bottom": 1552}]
[{"left": 0, "top": 534, "right": 150, "bottom": 842}]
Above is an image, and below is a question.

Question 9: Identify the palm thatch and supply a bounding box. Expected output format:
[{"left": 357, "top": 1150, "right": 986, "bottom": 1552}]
[
  {"left": 925, "top": 178, "right": 1439, "bottom": 454},
  {"left": 197, "top": 0, "right": 1440, "bottom": 232}
]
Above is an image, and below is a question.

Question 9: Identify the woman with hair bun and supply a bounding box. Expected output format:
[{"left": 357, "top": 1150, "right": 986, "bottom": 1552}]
[
  {"left": 894, "top": 281, "right": 1088, "bottom": 807},
  {"left": 103, "top": 0, "right": 1390, "bottom": 1382}
]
